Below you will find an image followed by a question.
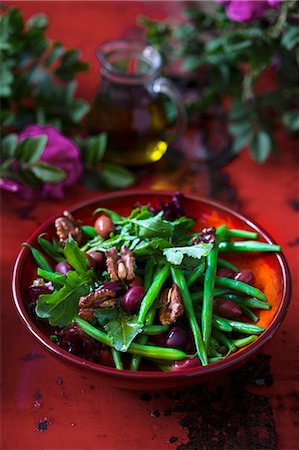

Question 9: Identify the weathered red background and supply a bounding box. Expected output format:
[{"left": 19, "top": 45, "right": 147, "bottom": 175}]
[{"left": 1, "top": 2, "right": 298, "bottom": 449}]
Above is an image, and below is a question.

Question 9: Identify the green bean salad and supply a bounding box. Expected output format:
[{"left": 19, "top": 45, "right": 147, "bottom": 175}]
[{"left": 25, "top": 195, "right": 281, "bottom": 371}]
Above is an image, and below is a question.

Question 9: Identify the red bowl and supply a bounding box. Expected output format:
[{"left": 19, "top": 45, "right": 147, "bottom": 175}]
[{"left": 12, "top": 190, "right": 291, "bottom": 390}]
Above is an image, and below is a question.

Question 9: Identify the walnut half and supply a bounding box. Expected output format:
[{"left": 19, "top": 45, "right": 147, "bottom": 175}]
[
  {"left": 105, "top": 245, "right": 135, "bottom": 282},
  {"left": 55, "top": 211, "right": 82, "bottom": 245},
  {"left": 78, "top": 288, "right": 116, "bottom": 321},
  {"left": 159, "top": 283, "right": 184, "bottom": 325}
]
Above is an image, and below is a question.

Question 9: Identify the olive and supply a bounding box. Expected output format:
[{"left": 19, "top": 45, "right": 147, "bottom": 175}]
[
  {"left": 94, "top": 214, "right": 115, "bottom": 239},
  {"left": 128, "top": 275, "right": 143, "bottom": 288},
  {"left": 98, "top": 281, "right": 125, "bottom": 296},
  {"left": 165, "top": 326, "right": 189, "bottom": 351},
  {"left": 234, "top": 269, "right": 254, "bottom": 285},
  {"left": 150, "top": 331, "right": 167, "bottom": 346},
  {"left": 55, "top": 261, "right": 71, "bottom": 274},
  {"left": 121, "top": 286, "right": 145, "bottom": 313},
  {"left": 213, "top": 298, "right": 242, "bottom": 319},
  {"left": 86, "top": 251, "right": 105, "bottom": 270},
  {"left": 217, "top": 268, "right": 236, "bottom": 279},
  {"left": 170, "top": 357, "right": 201, "bottom": 372}
]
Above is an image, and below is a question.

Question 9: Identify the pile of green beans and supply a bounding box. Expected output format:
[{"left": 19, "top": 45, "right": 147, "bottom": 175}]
[{"left": 75, "top": 224, "right": 280, "bottom": 371}]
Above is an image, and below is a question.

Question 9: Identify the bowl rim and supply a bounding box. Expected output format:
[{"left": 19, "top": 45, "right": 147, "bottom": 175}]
[{"left": 12, "top": 189, "right": 292, "bottom": 382}]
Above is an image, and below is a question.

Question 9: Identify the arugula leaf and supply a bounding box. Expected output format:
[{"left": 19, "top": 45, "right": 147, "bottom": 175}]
[
  {"left": 81, "top": 225, "right": 98, "bottom": 238},
  {"left": 94, "top": 308, "right": 118, "bottom": 326},
  {"left": 163, "top": 243, "right": 213, "bottom": 265},
  {"left": 22, "top": 242, "right": 54, "bottom": 272},
  {"left": 132, "top": 211, "right": 174, "bottom": 239},
  {"left": 37, "top": 267, "right": 66, "bottom": 287},
  {"left": 133, "top": 238, "right": 172, "bottom": 256},
  {"left": 64, "top": 237, "right": 89, "bottom": 274},
  {"left": 104, "top": 312, "right": 143, "bottom": 352},
  {"left": 37, "top": 233, "right": 65, "bottom": 262},
  {"left": 36, "top": 270, "right": 92, "bottom": 327}
]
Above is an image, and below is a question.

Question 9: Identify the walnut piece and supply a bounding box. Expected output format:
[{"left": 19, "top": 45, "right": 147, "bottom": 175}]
[
  {"left": 159, "top": 283, "right": 184, "bottom": 325},
  {"left": 78, "top": 288, "right": 116, "bottom": 321},
  {"left": 55, "top": 211, "right": 82, "bottom": 245},
  {"left": 105, "top": 245, "right": 135, "bottom": 281}
]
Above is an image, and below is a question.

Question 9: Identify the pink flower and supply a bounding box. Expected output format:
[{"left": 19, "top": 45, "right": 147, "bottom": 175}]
[
  {"left": 217, "top": 0, "right": 281, "bottom": 22},
  {"left": 1, "top": 125, "right": 82, "bottom": 200}
]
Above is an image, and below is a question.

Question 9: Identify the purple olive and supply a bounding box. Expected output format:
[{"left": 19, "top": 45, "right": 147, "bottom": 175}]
[
  {"left": 170, "top": 357, "right": 201, "bottom": 372},
  {"left": 121, "top": 286, "right": 145, "bottom": 313},
  {"left": 98, "top": 281, "right": 125, "bottom": 296},
  {"left": 214, "top": 298, "right": 242, "bottom": 319},
  {"left": 234, "top": 269, "right": 254, "bottom": 285},
  {"left": 217, "top": 268, "right": 236, "bottom": 279},
  {"left": 94, "top": 215, "right": 114, "bottom": 239},
  {"left": 165, "top": 326, "right": 189, "bottom": 351},
  {"left": 86, "top": 251, "right": 105, "bottom": 270},
  {"left": 150, "top": 332, "right": 167, "bottom": 347},
  {"left": 55, "top": 261, "right": 71, "bottom": 274}
]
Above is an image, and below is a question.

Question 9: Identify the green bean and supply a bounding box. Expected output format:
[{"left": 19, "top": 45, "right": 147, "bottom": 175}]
[
  {"left": 75, "top": 317, "right": 188, "bottom": 360},
  {"left": 233, "top": 335, "right": 257, "bottom": 348},
  {"left": 208, "top": 356, "right": 225, "bottom": 363},
  {"left": 142, "top": 325, "right": 169, "bottom": 335},
  {"left": 191, "top": 288, "right": 231, "bottom": 302},
  {"left": 208, "top": 346, "right": 222, "bottom": 357},
  {"left": 212, "top": 329, "right": 235, "bottom": 353},
  {"left": 187, "top": 264, "right": 205, "bottom": 288},
  {"left": 214, "top": 315, "right": 264, "bottom": 335},
  {"left": 219, "top": 241, "right": 281, "bottom": 253},
  {"left": 144, "top": 258, "right": 155, "bottom": 292},
  {"left": 171, "top": 266, "right": 208, "bottom": 366},
  {"left": 130, "top": 258, "right": 157, "bottom": 371},
  {"left": 212, "top": 315, "right": 233, "bottom": 332},
  {"left": 224, "top": 229, "right": 259, "bottom": 240},
  {"left": 217, "top": 258, "right": 239, "bottom": 272},
  {"left": 137, "top": 265, "right": 170, "bottom": 324},
  {"left": 111, "top": 348, "right": 123, "bottom": 370},
  {"left": 239, "top": 304, "right": 259, "bottom": 323},
  {"left": 202, "top": 225, "right": 227, "bottom": 351},
  {"left": 215, "top": 276, "right": 268, "bottom": 302},
  {"left": 220, "top": 293, "right": 271, "bottom": 310}
]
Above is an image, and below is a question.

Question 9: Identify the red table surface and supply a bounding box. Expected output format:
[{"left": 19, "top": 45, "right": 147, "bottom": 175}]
[{"left": 1, "top": 2, "right": 299, "bottom": 449}]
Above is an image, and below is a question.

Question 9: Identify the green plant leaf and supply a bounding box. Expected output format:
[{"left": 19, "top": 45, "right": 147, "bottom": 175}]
[
  {"left": 37, "top": 233, "right": 65, "bottom": 262},
  {"left": 132, "top": 211, "right": 174, "bottom": 239},
  {"left": 249, "top": 131, "right": 272, "bottom": 163},
  {"left": 282, "top": 110, "right": 299, "bottom": 132},
  {"left": 35, "top": 270, "right": 91, "bottom": 327},
  {"left": 92, "top": 207, "right": 126, "bottom": 224},
  {"left": 16, "top": 135, "right": 47, "bottom": 164},
  {"left": 0, "top": 134, "right": 17, "bottom": 158},
  {"left": 94, "top": 308, "right": 118, "bottom": 326},
  {"left": 64, "top": 237, "right": 89, "bottom": 275},
  {"left": 31, "top": 162, "right": 66, "bottom": 183},
  {"left": 37, "top": 267, "right": 66, "bottom": 287},
  {"left": 27, "top": 13, "right": 48, "bottom": 30},
  {"left": 100, "top": 162, "right": 136, "bottom": 189},
  {"left": 22, "top": 243, "right": 54, "bottom": 272},
  {"left": 85, "top": 133, "right": 107, "bottom": 165},
  {"left": 69, "top": 98, "right": 90, "bottom": 122},
  {"left": 281, "top": 26, "right": 299, "bottom": 50},
  {"left": 104, "top": 312, "right": 143, "bottom": 352},
  {"left": 163, "top": 243, "right": 213, "bottom": 265}
]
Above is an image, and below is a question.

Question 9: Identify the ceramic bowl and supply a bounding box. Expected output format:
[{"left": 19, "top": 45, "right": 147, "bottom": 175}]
[{"left": 12, "top": 190, "right": 291, "bottom": 390}]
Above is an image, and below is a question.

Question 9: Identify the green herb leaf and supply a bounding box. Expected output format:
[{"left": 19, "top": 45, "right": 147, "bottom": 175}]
[
  {"left": 37, "top": 267, "right": 66, "bottom": 287},
  {"left": 22, "top": 243, "right": 54, "bottom": 272},
  {"left": 132, "top": 212, "right": 174, "bottom": 239},
  {"left": 0, "top": 134, "right": 18, "bottom": 159},
  {"left": 249, "top": 131, "right": 271, "bottom": 164},
  {"left": 104, "top": 312, "right": 143, "bottom": 352},
  {"left": 133, "top": 238, "right": 173, "bottom": 256},
  {"left": 81, "top": 225, "right": 98, "bottom": 238},
  {"left": 37, "top": 233, "right": 65, "bottom": 262},
  {"left": 94, "top": 308, "right": 118, "bottom": 326},
  {"left": 36, "top": 270, "right": 92, "bottom": 327},
  {"left": 163, "top": 243, "right": 213, "bottom": 265},
  {"left": 64, "top": 237, "right": 89, "bottom": 274}
]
